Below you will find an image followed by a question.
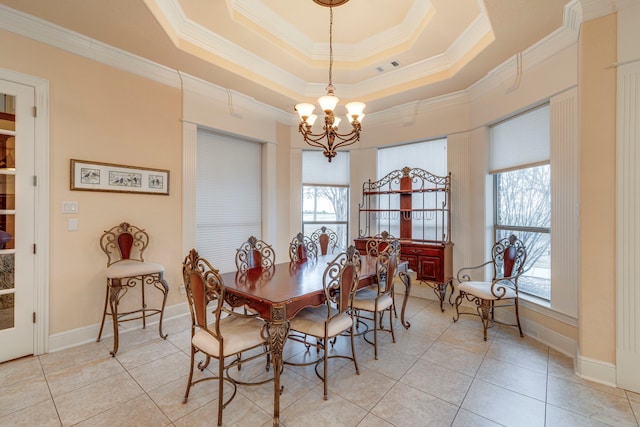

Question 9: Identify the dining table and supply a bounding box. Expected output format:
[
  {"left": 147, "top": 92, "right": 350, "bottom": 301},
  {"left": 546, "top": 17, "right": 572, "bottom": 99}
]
[{"left": 220, "top": 253, "right": 411, "bottom": 426}]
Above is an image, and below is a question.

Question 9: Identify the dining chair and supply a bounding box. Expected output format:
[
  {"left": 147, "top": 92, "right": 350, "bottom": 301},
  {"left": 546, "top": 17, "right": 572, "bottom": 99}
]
[
  {"left": 364, "top": 230, "right": 396, "bottom": 256},
  {"left": 310, "top": 226, "right": 339, "bottom": 255},
  {"left": 360, "top": 231, "right": 400, "bottom": 320},
  {"left": 235, "top": 236, "right": 275, "bottom": 272},
  {"left": 288, "top": 232, "right": 318, "bottom": 262},
  {"left": 96, "top": 222, "right": 169, "bottom": 356},
  {"left": 453, "top": 234, "right": 527, "bottom": 340},
  {"left": 351, "top": 241, "right": 399, "bottom": 359},
  {"left": 285, "top": 245, "right": 361, "bottom": 399},
  {"left": 182, "top": 248, "right": 272, "bottom": 426}
]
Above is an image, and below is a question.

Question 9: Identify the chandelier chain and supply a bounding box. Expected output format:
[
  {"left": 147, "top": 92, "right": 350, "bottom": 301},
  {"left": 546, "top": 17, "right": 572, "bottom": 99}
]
[{"left": 328, "top": 7, "right": 333, "bottom": 90}]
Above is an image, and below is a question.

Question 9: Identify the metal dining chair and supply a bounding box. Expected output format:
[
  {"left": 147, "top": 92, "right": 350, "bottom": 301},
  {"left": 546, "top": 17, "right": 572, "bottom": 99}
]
[
  {"left": 285, "top": 245, "right": 361, "bottom": 399},
  {"left": 182, "top": 248, "right": 272, "bottom": 426}
]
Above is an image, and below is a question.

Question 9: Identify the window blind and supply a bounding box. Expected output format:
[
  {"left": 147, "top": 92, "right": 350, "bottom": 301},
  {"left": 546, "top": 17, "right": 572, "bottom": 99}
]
[
  {"left": 377, "top": 138, "right": 447, "bottom": 179},
  {"left": 302, "top": 150, "right": 349, "bottom": 184},
  {"left": 196, "top": 130, "right": 262, "bottom": 273},
  {"left": 489, "top": 104, "right": 550, "bottom": 174}
]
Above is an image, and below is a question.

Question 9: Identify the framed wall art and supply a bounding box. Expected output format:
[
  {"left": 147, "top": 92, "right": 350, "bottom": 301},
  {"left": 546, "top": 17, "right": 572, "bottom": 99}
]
[{"left": 70, "top": 159, "right": 170, "bottom": 195}]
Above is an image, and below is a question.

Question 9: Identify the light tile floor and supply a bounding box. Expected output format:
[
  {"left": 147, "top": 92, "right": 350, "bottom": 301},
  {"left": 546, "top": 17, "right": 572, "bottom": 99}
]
[{"left": 1, "top": 296, "right": 639, "bottom": 427}]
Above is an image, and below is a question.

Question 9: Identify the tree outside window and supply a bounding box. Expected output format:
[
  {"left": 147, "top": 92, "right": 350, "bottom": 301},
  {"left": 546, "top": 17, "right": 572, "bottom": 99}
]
[
  {"left": 495, "top": 164, "right": 551, "bottom": 300},
  {"left": 302, "top": 185, "right": 348, "bottom": 251}
]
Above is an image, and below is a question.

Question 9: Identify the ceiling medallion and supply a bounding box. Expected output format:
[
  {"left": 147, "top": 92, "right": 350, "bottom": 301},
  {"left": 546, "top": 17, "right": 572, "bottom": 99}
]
[
  {"left": 295, "top": 1, "right": 365, "bottom": 162},
  {"left": 312, "top": 0, "right": 350, "bottom": 7}
]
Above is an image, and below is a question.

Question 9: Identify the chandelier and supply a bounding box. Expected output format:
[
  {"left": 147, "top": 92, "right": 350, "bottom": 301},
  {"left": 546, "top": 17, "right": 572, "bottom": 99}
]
[{"left": 295, "top": 0, "right": 365, "bottom": 162}]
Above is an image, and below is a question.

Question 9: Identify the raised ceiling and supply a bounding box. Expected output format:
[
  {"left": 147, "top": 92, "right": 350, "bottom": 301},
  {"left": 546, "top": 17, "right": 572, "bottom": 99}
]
[{"left": 0, "top": 0, "right": 571, "bottom": 114}]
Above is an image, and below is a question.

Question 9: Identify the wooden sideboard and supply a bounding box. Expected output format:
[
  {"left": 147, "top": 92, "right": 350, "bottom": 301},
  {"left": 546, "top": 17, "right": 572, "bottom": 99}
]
[{"left": 356, "top": 166, "right": 454, "bottom": 310}]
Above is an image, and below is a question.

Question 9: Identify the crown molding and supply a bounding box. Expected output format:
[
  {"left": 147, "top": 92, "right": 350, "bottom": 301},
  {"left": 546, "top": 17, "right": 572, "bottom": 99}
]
[
  {"left": 180, "top": 73, "right": 291, "bottom": 124},
  {"left": 0, "top": 4, "right": 181, "bottom": 89},
  {"left": 467, "top": 0, "right": 618, "bottom": 101},
  {"left": 366, "top": 91, "right": 469, "bottom": 127},
  {"left": 0, "top": 4, "right": 291, "bottom": 124}
]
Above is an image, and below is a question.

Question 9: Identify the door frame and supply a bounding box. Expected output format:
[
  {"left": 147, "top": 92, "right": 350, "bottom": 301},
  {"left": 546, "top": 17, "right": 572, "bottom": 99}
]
[{"left": 0, "top": 68, "right": 50, "bottom": 355}]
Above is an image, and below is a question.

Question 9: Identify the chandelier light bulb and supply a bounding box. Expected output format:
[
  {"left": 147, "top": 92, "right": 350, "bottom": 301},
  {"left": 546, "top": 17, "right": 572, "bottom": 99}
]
[
  {"left": 295, "top": 103, "right": 315, "bottom": 121},
  {"left": 346, "top": 101, "right": 366, "bottom": 120},
  {"left": 307, "top": 114, "right": 318, "bottom": 126},
  {"left": 318, "top": 94, "right": 339, "bottom": 112},
  {"left": 333, "top": 117, "right": 341, "bottom": 129}
]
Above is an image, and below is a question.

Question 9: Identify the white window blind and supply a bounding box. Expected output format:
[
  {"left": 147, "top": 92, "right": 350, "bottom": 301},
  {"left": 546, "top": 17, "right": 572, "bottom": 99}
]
[
  {"left": 490, "top": 104, "right": 550, "bottom": 174},
  {"left": 377, "top": 138, "right": 447, "bottom": 178},
  {"left": 375, "top": 139, "right": 448, "bottom": 239},
  {"left": 302, "top": 150, "right": 349, "bottom": 184},
  {"left": 196, "top": 130, "right": 262, "bottom": 273}
]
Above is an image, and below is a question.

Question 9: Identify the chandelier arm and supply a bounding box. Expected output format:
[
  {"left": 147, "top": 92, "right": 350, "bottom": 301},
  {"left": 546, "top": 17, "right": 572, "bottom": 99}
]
[{"left": 331, "top": 133, "right": 361, "bottom": 150}]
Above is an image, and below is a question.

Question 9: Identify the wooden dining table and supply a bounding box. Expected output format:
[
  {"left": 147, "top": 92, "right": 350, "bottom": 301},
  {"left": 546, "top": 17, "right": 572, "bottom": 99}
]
[{"left": 220, "top": 254, "right": 411, "bottom": 426}]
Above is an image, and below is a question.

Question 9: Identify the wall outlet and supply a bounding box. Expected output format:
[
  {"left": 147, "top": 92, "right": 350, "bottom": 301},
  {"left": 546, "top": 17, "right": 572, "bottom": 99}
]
[{"left": 179, "top": 285, "right": 186, "bottom": 295}]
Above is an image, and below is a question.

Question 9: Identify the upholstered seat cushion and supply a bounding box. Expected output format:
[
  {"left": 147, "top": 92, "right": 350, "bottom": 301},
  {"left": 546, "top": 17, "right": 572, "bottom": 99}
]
[
  {"left": 352, "top": 287, "right": 393, "bottom": 312},
  {"left": 289, "top": 306, "right": 353, "bottom": 338},
  {"left": 106, "top": 260, "right": 165, "bottom": 279},
  {"left": 458, "top": 281, "right": 517, "bottom": 300},
  {"left": 192, "top": 315, "right": 266, "bottom": 357}
]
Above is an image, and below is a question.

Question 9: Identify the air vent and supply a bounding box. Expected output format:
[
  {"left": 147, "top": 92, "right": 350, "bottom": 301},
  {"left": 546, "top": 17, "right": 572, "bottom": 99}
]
[{"left": 375, "top": 61, "right": 400, "bottom": 73}]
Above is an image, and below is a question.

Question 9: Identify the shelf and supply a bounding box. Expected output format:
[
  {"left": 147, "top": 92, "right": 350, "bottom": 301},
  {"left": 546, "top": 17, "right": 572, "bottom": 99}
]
[
  {"left": 359, "top": 208, "right": 446, "bottom": 212},
  {"left": 363, "top": 187, "right": 447, "bottom": 196}
]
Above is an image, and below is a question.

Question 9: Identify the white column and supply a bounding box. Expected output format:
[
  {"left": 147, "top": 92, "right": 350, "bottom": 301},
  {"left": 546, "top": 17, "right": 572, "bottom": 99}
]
[
  {"left": 616, "top": 60, "right": 640, "bottom": 392},
  {"left": 181, "top": 121, "right": 198, "bottom": 255},
  {"left": 550, "top": 87, "right": 579, "bottom": 318}
]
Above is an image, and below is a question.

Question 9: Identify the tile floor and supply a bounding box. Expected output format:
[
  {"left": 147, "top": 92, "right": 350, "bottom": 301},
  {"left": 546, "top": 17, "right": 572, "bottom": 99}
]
[{"left": 1, "top": 296, "right": 639, "bottom": 427}]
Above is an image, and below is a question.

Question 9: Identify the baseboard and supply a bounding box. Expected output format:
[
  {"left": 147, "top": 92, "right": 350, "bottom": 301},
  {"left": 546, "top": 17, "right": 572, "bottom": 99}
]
[
  {"left": 576, "top": 350, "right": 617, "bottom": 387},
  {"left": 48, "top": 302, "right": 190, "bottom": 353},
  {"left": 519, "top": 316, "right": 576, "bottom": 358}
]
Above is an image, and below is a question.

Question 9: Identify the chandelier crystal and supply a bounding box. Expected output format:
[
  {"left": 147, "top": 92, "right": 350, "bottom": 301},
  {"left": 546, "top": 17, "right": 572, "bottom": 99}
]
[{"left": 295, "top": 1, "right": 365, "bottom": 162}]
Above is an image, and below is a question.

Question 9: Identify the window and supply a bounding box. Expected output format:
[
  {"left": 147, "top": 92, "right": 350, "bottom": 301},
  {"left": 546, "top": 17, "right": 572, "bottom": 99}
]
[
  {"left": 196, "top": 130, "right": 262, "bottom": 273},
  {"left": 494, "top": 166, "right": 551, "bottom": 299},
  {"left": 377, "top": 138, "right": 447, "bottom": 178},
  {"left": 302, "top": 151, "right": 349, "bottom": 250},
  {"left": 490, "top": 105, "right": 551, "bottom": 300}
]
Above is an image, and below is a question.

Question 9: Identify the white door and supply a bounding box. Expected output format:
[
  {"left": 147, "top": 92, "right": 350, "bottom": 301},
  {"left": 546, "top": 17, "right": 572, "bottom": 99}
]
[{"left": 0, "top": 80, "right": 36, "bottom": 362}]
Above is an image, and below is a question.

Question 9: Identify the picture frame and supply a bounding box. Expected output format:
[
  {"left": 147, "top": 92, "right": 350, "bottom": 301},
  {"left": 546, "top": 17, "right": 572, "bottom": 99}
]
[{"left": 70, "top": 159, "right": 170, "bottom": 195}]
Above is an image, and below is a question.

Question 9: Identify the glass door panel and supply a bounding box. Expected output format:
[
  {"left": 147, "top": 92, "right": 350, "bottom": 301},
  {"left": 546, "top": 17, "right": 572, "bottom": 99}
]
[{"left": 0, "top": 94, "right": 17, "bottom": 332}]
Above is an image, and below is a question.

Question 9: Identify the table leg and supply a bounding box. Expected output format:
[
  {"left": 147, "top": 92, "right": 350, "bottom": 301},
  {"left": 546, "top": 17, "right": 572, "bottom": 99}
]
[
  {"left": 398, "top": 271, "right": 411, "bottom": 329},
  {"left": 268, "top": 305, "right": 289, "bottom": 426}
]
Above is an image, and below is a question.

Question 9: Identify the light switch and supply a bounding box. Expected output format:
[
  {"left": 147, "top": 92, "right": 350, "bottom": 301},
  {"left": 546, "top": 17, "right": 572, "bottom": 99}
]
[
  {"left": 62, "top": 201, "right": 79, "bottom": 214},
  {"left": 67, "top": 218, "right": 79, "bottom": 231}
]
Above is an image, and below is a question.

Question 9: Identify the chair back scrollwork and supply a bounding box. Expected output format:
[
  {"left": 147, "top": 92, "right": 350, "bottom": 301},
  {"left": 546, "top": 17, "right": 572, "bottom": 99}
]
[
  {"left": 289, "top": 232, "right": 318, "bottom": 262},
  {"left": 182, "top": 249, "right": 225, "bottom": 335},
  {"left": 323, "top": 245, "right": 361, "bottom": 315},
  {"left": 365, "top": 230, "right": 396, "bottom": 257},
  {"left": 310, "top": 226, "right": 339, "bottom": 255},
  {"left": 100, "top": 222, "right": 150, "bottom": 266},
  {"left": 235, "top": 236, "right": 275, "bottom": 272},
  {"left": 491, "top": 234, "right": 527, "bottom": 298}
]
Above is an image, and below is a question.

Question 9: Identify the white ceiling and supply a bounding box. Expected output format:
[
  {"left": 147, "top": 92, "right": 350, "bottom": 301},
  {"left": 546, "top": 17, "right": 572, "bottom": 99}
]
[{"left": 0, "top": 0, "right": 572, "bottom": 114}]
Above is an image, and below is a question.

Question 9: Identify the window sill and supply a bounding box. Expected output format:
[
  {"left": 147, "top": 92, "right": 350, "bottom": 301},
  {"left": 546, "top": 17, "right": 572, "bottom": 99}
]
[{"left": 519, "top": 293, "right": 577, "bottom": 327}]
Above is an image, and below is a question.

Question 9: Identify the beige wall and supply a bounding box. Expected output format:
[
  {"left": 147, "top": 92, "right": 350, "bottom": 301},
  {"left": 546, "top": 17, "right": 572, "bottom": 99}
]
[
  {"left": 578, "top": 14, "right": 617, "bottom": 364},
  {"left": 1, "top": 30, "right": 184, "bottom": 334}
]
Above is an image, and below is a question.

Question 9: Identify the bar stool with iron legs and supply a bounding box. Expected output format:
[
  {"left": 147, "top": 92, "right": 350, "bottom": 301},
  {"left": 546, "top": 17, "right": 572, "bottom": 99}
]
[{"left": 96, "top": 222, "right": 169, "bottom": 356}]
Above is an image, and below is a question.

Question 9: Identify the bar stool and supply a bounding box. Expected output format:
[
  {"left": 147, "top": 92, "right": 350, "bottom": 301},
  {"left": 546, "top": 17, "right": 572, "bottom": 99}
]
[{"left": 96, "top": 222, "right": 169, "bottom": 356}]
